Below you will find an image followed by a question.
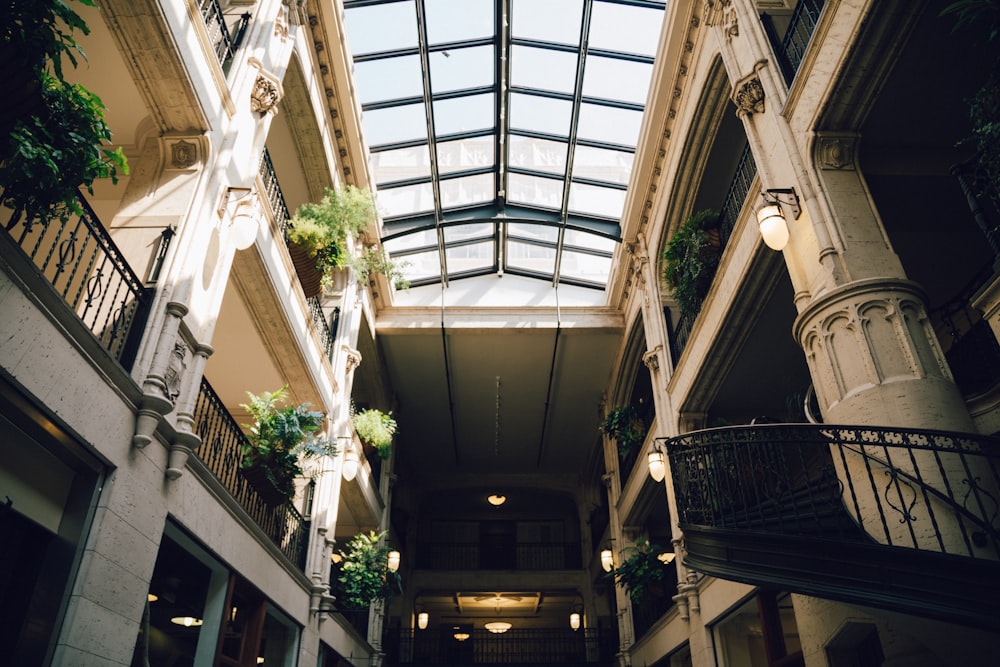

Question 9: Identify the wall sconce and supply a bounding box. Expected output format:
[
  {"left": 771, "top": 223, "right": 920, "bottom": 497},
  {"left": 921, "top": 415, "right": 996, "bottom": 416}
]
[
  {"left": 417, "top": 611, "right": 429, "bottom": 630},
  {"left": 657, "top": 551, "right": 676, "bottom": 564},
  {"left": 647, "top": 443, "right": 666, "bottom": 483},
  {"left": 569, "top": 607, "right": 582, "bottom": 631},
  {"left": 342, "top": 447, "right": 360, "bottom": 481},
  {"left": 600, "top": 548, "right": 614, "bottom": 573},
  {"left": 756, "top": 187, "right": 801, "bottom": 251},
  {"left": 387, "top": 550, "right": 401, "bottom": 573}
]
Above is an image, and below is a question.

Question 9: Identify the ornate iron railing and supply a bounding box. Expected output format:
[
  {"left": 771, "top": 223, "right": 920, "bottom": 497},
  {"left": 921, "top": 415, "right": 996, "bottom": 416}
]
[
  {"left": 761, "top": 0, "right": 827, "bottom": 85},
  {"left": 668, "top": 424, "right": 1000, "bottom": 559},
  {"left": 193, "top": 377, "right": 308, "bottom": 567},
  {"left": 258, "top": 148, "right": 291, "bottom": 237},
  {"left": 392, "top": 629, "right": 613, "bottom": 665},
  {"left": 198, "top": 0, "right": 250, "bottom": 71},
  {"left": 630, "top": 575, "right": 678, "bottom": 641},
  {"left": 2, "top": 195, "right": 155, "bottom": 370},
  {"left": 306, "top": 296, "right": 335, "bottom": 360},
  {"left": 335, "top": 607, "right": 371, "bottom": 640},
  {"left": 414, "top": 542, "right": 583, "bottom": 570}
]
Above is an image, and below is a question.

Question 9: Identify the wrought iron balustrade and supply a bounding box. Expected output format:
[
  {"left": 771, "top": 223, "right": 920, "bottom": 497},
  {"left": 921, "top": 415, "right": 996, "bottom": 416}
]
[
  {"left": 2, "top": 195, "right": 156, "bottom": 370},
  {"left": 415, "top": 542, "right": 583, "bottom": 570},
  {"left": 668, "top": 423, "right": 1000, "bottom": 559},
  {"left": 199, "top": 0, "right": 250, "bottom": 71},
  {"left": 335, "top": 607, "right": 371, "bottom": 640},
  {"left": 393, "top": 628, "right": 612, "bottom": 665},
  {"left": 193, "top": 377, "right": 308, "bottom": 567},
  {"left": 306, "top": 296, "right": 335, "bottom": 360},
  {"left": 258, "top": 148, "right": 291, "bottom": 237},
  {"left": 761, "top": 0, "right": 827, "bottom": 85}
]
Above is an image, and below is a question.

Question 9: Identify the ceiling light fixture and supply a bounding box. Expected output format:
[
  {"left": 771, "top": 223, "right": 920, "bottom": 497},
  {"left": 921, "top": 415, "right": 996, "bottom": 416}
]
[
  {"left": 454, "top": 632, "right": 470, "bottom": 641},
  {"left": 657, "top": 551, "right": 676, "bottom": 564},
  {"left": 170, "top": 616, "right": 203, "bottom": 627},
  {"left": 647, "top": 444, "right": 666, "bottom": 483},
  {"left": 147, "top": 593, "right": 158, "bottom": 603},
  {"left": 342, "top": 447, "right": 360, "bottom": 481},
  {"left": 569, "top": 611, "right": 581, "bottom": 631},
  {"left": 418, "top": 611, "right": 429, "bottom": 630},
  {"left": 487, "top": 494, "right": 506, "bottom": 506},
  {"left": 484, "top": 621, "right": 512, "bottom": 634},
  {"left": 756, "top": 187, "right": 801, "bottom": 251}
]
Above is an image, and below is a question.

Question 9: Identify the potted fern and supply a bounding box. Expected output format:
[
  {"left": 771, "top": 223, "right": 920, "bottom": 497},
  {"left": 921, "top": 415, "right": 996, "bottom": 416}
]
[
  {"left": 335, "top": 530, "right": 401, "bottom": 608},
  {"left": 352, "top": 408, "right": 397, "bottom": 460},
  {"left": 662, "top": 209, "right": 721, "bottom": 320},
  {"left": 286, "top": 185, "right": 377, "bottom": 297},
  {"left": 600, "top": 405, "right": 647, "bottom": 459},
  {"left": 240, "top": 386, "right": 337, "bottom": 505},
  {"left": 608, "top": 539, "right": 672, "bottom": 603}
]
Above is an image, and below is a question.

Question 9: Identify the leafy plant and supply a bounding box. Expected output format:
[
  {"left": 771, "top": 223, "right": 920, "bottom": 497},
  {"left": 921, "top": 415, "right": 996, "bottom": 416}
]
[
  {"left": 608, "top": 539, "right": 671, "bottom": 603},
  {"left": 352, "top": 408, "right": 398, "bottom": 460},
  {"left": 240, "top": 386, "right": 337, "bottom": 501},
  {"left": 286, "top": 185, "right": 377, "bottom": 274},
  {"left": 0, "top": 0, "right": 128, "bottom": 226},
  {"left": 351, "top": 245, "right": 410, "bottom": 290},
  {"left": 336, "top": 530, "right": 401, "bottom": 608},
  {"left": 600, "top": 405, "right": 647, "bottom": 459},
  {"left": 662, "top": 209, "right": 721, "bottom": 320}
]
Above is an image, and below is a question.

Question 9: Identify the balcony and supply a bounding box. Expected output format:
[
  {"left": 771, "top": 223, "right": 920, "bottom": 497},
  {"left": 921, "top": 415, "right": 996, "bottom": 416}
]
[
  {"left": 1, "top": 194, "right": 166, "bottom": 371},
  {"left": 414, "top": 542, "right": 583, "bottom": 571},
  {"left": 390, "top": 629, "right": 615, "bottom": 666},
  {"left": 198, "top": 0, "right": 250, "bottom": 72},
  {"left": 193, "top": 377, "right": 309, "bottom": 567},
  {"left": 666, "top": 423, "right": 1000, "bottom": 631},
  {"left": 761, "top": 0, "right": 828, "bottom": 86}
]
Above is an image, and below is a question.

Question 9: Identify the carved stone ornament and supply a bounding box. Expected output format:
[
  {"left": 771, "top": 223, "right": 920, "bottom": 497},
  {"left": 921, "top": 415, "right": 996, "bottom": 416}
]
[
  {"left": 251, "top": 73, "right": 283, "bottom": 115},
  {"left": 643, "top": 345, "right": 663, "bottom": 372},
  {"left": 274, "top": 5, "right": 289, "bottom": 40},
  {"left": 723, "top": 3, "right": 739, "bottom": 41},
  {"left": 170, "top": 140, "right": 198, "bottom": 168},
  {"left": 162, "top": 342, "right": 190, "bottom": 401},
  {"left": 703, "top": 0, "right": 731, "bottom": 27},
  {"left": 817, "top": 136, "right": 856, "bottom": 170},
  {"left": 734, "top": 77, "right": 765, "bottom": 116}
]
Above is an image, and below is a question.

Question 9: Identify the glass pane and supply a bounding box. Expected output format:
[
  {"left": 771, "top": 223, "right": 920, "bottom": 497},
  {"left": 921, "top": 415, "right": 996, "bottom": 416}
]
[
  {"left": 385, "top": 229, "right": 438, "bottom": 253},
  {"left": 564, "top": 228, "right": 616, "bottom": 252},
  {"left": 508, "top": 222, "right": 559, "bottom": 243},
  {"left": 437, "top": 137, "right": 495, "bottom": 175},
  {"left": 344, "top": 1, "right": 417, "bottom": 54},
  {"left": 589, "top": 2, "right": 663, "bottom": 56},
  {"left": 446, "top": 240, "right": 495, "bottom": 273},
  {"left": 433, "top": 93, "right": 495, "bottom": 136},
  {"left": 440, "top": 173, "right": 494, "bottom": 209},
  {"left": 568, "top": 182, "right": 626, "bottom": 219},
  {"left": 430, "top": 45, "right": 494, "bottom": 94},
  {"left": 511, "top": 0, "right": 583, "bottom": 45},
  {"left": 577, "top": 104, "right": 643, "bottom": 146},
  {"left": 507, "top": 240, "right": 556, "bottom": 274},
  {"left": 508, "top": 173, "right": 563, "bottom": 209},
  {"left": 511, "top": 45, "right": 578, "bottom": 94},
  {"left": 425, "top": 0, "right": 494, "bottom": 44},
  {"left": 363, "top": 104, "right": 428, "bottom": 146},
  {"left": 582, "top": 56, "right": 653, "bottom": 105},
  {"left": 572, "top": 145, "right": 633, "bottom": 185},
  {"left": 559, "top": 248, "right": 612, "bottom": 284},
  {"left": 509, "top": 93, "right": 572, "bottom": 137},
  {"left": 371, "top": 145, "right": 431, "bottom": 184},
  {"left": 445, "top": 223, "right": 493, "bottom": 243},
  {"left": 508, "top": 136, "right": 567, "bottom": 175},
  {"left": 379, "top": 182, "right": 435, "bottom": 218},
  {"left": 398, "top": 249, "right": 442, "bottom": 281},
  {"left": 354, "top": 55, "right": 423, "bottom": 104}
]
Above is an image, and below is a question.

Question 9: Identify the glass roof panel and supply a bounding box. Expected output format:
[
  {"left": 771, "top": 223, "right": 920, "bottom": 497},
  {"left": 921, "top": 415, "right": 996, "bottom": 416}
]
[
  {"left": 564, "top": 228, "right": 616, "bottom": 253},
  {"left": 510, "top": 0, "right": 583, "bottom": 45},
  {"left": 446, "top": 240, "right": 495, "bottom": 273},
  {"left": 384, "top": 229, "right": 438, "bottom": 253},
  {"left": 508, "top": 222, "right": 559, "bottom": 243},
  {"left": 510, "top": 45, "right": 578, "bottom": 94},
  {"left": 433, "top": 93, "right": 495, "bottom": 136},
  {"left": 571, "top": 145, "right": 633, "bottom": 185},
  {"left": 582, "top": 55, "right": 654, "bottom": 105},
  {"left": 508, "top": 136, "right": 567, "bottom": 176},
  {"left": 568, "top": 182, "right": 627, "bottom": 219},
  {"left": 429, "top": 45, "right": 495, "bottom": 94},
  {"left": 363, "top": 104, "right": 428, "bottom": 147},
  {"left": 444, "top": 223, "right": 493, "bottom": 243},
  {"left": 379, "top": 182, "right": 435, "bottom": 218},
  {"left": 507, "top": 240, "right": 556, "bottom": 274},
  {"left": 440, "top": 173, "right": 495, "bottom": 209},
  {"left": 559, "top": 248, "right": 612, "bottom": 284},
  {"left": 577, "top": 103, "right": 643, "bottom": 147},
  {"left": 343, "top": 1, "right": 417, "bottom": 55},
  {"left": 437, "top": 137, "right": 495, "bottom": 175},
  {"left": 354, "top": 55, "right": 424, "bottom": 105},
  {"left": 589, "top": 1, "right": 664, "bottom": 56},
  {"left": 509, "top": 93, "right": 573, "bottom": 137},
  {"left": 371, "top": 145, "right": 432, "bottom": 185},
  {"left": 508, "top": 173, "right": 564, "bottom": 210},
  {"left": 398, "top": 248, "right": 442, "bottom": 282},
  {"left": 424, "top": 0, "right": 494, "bottom": 44}
]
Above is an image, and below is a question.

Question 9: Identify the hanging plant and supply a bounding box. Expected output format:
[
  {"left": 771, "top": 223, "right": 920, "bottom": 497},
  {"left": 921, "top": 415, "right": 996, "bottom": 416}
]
[
  {"left": 336, "top": 530, "right": 401, "bottom": 608},
  {"left": 608, "top": 539, "right": 671, "bottom": 603},
  {"left": 352, "top": 408, "right": 398, "bottom": 460},
  {"left": 351, "top": 244, "right": 410, "bottom": 290},
  {"left": 661, "top": 209, "right": 722, "bottom": 320},
  {"left": 600, "top": 405, "right": 647, "bottom": 459}
]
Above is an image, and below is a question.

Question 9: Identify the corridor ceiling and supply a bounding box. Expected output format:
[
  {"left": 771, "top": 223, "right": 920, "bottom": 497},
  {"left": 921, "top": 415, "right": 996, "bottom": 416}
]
[{"left": 343, "top": 0, "right": 667, "bottom": 289}]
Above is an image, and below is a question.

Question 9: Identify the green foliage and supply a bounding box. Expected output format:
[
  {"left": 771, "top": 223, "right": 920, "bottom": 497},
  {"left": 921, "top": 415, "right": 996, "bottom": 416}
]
[
  {"left": 336, "top": 530, "right": 401, "bottom": 608},
  {"left": 608, "top": 539, "right": 670, "bottom": 603},
  {"left": 351, "top": 245, "right": 410, "bottom": 290},
  {"left": 240, "top": 386, "right": 336, "bottom": 500},
  {"left": 1, "top": 0, "right": 128, "bottom": 225},
  {"left": 286, "top": 185, "right": 377, "bottom": 273},
  {"left": 600, "top": 405, "right": 646, "bottom": 459},
  {"left": 661, "top": 209, "right": 721, "bottom": 320},
  {"left": 352, "top": 408, "right": 398, "bottom": 459}
]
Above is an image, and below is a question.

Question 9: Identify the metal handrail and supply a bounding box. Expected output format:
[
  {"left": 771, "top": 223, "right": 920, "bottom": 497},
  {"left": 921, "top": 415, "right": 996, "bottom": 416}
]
[
  {"left": 393, "top": 628, "right": 612, "bottom": 665},
  {"left": 2, "top": 194, "right": 155, "bottom": 370},
  {"left": 198, "top": 0, "right": 249, "bottom": 71},
  {"left": 668, "top": 424, "right": 1000, "bottom": 559},
  {"left": 306, "top": 296, "right": 335, "bottom": 360},
  {"left": 193, "top": 377, "right": 308, "bottom": 567},
  {"left": 414, "top": 541, "right": 583, "bottom": 570},
  {"left": 258, "top": 148, "right": 292, "bottom": 237},
  {"left": 761, "top": 0, "right": 827, "bottom": 85}
]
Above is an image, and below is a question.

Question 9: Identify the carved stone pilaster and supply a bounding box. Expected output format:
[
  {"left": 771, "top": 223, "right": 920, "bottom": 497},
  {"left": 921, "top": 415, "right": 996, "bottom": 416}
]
[
  {"left": 733, "top": 76, "right": 765, "bottom": 116},
  {"left": 133, "top": 301, "right": 188, "bottom": 448},
  {"left": 166, "top": 342, "right": 214, "bottom": 480}
]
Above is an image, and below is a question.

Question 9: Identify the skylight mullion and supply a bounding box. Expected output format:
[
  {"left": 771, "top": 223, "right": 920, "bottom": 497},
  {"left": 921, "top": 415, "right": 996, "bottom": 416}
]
[
  {"left": 575, "top": 137, "right": 636, "bottom": 153},
  {"left": 507, "top": 86, "right": 575, "bottom": 103},
  {"left": 352, "top": 46, "right": 421, "bottom": 62},
  {"left": 594, "top": 0, "right": 666, "bottom": 9},
  {"left": 370, "top": 137, "right": 432, "bottom": 153},
  {"left": 374, "top": 174, "right": 433, "bottom": 190},
  {"left": 508, "top": 166, "right": 569, "bottom": 181},
  {"left": 578, "top": 96, "right": 644, "bottom": 112},
  {"left": 585, "top": 47, "right": 656, "bottom": 64},
  {"left": 362, "top": 96, "right": 426, "bottom": 112},
  {"left": 427, "top": 36, "right": 495, "bottom": 53},
  {"left": 509, "top": 37, "right": 581, "bottom": 54},
  {"left": 431, "top": 86, "right": 496, "bottom": 102},
  {"left": 438, "top": 166, "right": 495, "bottom": 180},
  {"left": 570, "top": 175, "right": 629, "bottom": 190},
  {"left": 498, "top": 0, "right": 511, "bottom": 225}
]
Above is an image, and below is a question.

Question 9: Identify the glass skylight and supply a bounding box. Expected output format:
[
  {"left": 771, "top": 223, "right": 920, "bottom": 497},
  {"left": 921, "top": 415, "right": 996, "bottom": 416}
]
[{"left": 344, "top": 0, "right": 666, "bottom": 289}]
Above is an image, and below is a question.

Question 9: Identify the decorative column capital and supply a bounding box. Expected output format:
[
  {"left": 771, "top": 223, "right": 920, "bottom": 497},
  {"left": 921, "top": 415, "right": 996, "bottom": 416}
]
[
  {"left": 733, "top": 76, "right": 765, "bottom": 116},
  {"left": 249, "top": 59, "right": 284, "bottom": 115}
]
